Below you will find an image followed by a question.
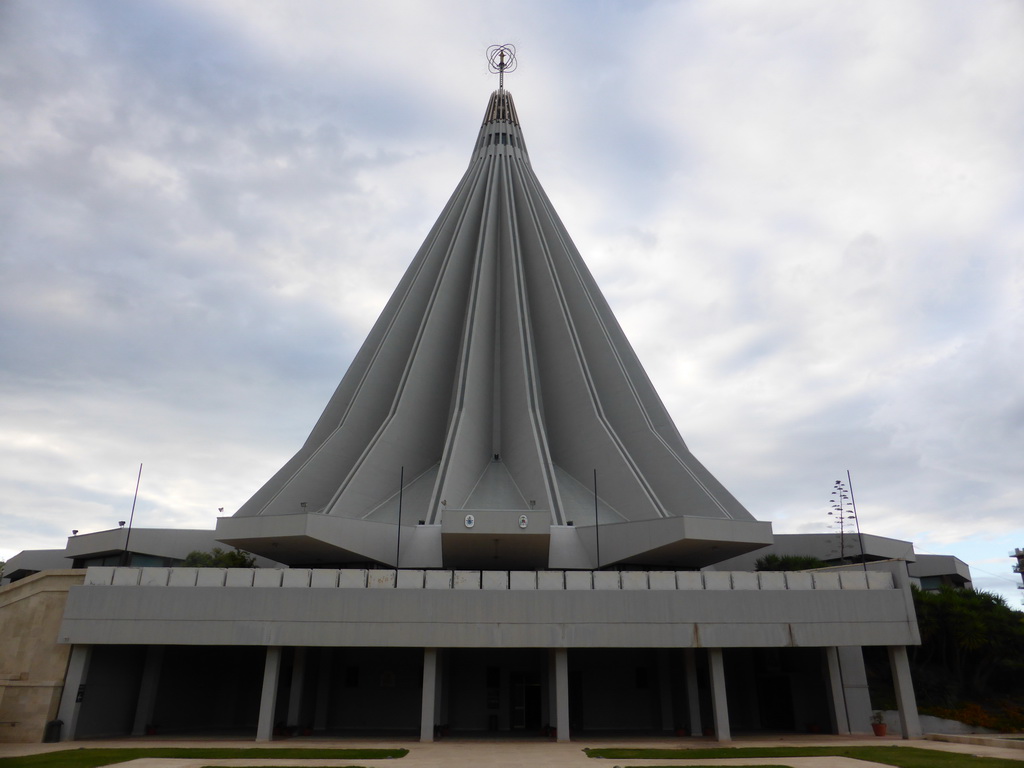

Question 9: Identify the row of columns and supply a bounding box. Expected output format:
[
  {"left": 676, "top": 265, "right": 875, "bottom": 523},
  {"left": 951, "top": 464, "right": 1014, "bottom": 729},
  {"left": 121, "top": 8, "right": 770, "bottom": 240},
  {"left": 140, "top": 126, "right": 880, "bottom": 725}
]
[{"left": 57, "top": 643, "right": 922, "bottom": 742}]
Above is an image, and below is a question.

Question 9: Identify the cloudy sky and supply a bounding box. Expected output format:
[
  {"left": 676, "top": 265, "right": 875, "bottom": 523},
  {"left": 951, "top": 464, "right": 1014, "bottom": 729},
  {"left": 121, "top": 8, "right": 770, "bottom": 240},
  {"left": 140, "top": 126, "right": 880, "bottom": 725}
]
[{"left": 2, "top": 0, "right": 1022, "bottom": 604}]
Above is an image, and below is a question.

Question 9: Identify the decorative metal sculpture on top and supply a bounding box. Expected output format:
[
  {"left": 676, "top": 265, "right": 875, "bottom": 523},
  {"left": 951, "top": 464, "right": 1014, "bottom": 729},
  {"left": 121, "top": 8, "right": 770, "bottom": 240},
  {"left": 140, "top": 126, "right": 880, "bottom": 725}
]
[{"left": 487, "top": 44, "right": 517, "bottom": 89}]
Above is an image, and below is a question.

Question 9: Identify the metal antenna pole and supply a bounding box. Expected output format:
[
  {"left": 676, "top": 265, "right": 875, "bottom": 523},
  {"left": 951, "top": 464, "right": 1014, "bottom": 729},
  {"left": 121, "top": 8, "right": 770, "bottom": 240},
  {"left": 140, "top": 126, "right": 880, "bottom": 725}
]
[
  {"left": 395, "top": 466, "right": 404, "bottom": 571},
  {"left": 847, "top": 469, "right": 868, "bottom": 573},
  {"left": 593, "top": 469, "right": 600, "bottom": 569},
  {"left": 122, "top": 463, "right": 143, "bottom": 566}
]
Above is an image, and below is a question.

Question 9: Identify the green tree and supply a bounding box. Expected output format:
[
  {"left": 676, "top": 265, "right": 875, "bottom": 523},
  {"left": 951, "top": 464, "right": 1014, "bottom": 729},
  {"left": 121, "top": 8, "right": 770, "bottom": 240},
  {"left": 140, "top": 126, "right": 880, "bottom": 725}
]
[
  {"left": 911, "top": 586, "right": 1024, "bottom": 703},
  {"left": 755, "top": 554, "right": 828, "bottom": 571},
  {"left": 182, "top": 548, "right": 257, "bottom": 568}
]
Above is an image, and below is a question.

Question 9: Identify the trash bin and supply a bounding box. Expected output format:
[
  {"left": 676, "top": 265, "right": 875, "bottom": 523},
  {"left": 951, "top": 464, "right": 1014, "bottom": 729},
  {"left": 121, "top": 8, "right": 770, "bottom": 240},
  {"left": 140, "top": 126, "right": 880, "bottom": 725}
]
[{"left": 43, "top": 719, "right": 62, "bottom": 743}]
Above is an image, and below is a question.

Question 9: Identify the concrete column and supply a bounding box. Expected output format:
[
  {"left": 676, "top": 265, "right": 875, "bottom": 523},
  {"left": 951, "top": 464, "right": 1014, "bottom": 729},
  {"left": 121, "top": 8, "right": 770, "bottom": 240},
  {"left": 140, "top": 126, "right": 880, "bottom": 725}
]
[
  {"left": 420, "top": 648, "right": 438, "bottom": 742},
  {"left": 824, "top": 647, "right": 850, "bottom": 734},
  {"left": 888, "top": 646, "right": 922, "bottom": 739},
  {"left": 434, "top": 649, "right": 445, "bottom": 730},
  {"left": 554, "top": 647, "right": 570, "bottom": 742},
  {"left": 547, "top": 651, "right": 557, "bottom": 731},
  {"left": 837, "top": 646, "right": 872, "bottom": 733},
  {"left": 257, "top": 646, "right": 282, "bottom": 742},
  {"left": 657, "top": 649, "right": 674, "bottom": 731},
  {"left": 314, "top": 648, "right": 332, "bottom": 732},
  {"left": 131, "top": 646, "right": 164, "bottom": 736},
  {"left": 708, "top": 648, "right": 730, "bottom": 743},
  {"left": 286, "top": 647, "right": 306, "bottom": 729},
  {"left": 684, "top": 648, "right": 702, "bottom": 737},
  {"left": 56, "top": 644, "right": 92, "bottom": 741}
]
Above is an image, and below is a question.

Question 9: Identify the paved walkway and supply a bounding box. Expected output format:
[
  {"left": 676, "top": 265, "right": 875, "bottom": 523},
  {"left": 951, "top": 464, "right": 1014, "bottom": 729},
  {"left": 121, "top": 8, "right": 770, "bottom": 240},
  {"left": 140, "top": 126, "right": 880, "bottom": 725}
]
[{"left": 2, "top": 734, "right": 1023, "bottom": 767}]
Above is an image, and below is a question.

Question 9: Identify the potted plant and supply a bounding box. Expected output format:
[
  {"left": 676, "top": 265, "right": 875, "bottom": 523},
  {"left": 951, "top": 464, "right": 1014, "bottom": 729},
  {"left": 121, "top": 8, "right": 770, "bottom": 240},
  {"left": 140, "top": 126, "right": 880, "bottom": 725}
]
[{"left": 871, "top": 711, "right": 887, "bottom": 737}]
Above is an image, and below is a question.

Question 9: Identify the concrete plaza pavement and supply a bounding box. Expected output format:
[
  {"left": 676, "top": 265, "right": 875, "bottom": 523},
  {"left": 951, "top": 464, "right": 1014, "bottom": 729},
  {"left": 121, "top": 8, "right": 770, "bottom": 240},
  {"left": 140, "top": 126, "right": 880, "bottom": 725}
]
[{"left": 2, "top": 734, "right": 1024, "bottom": 767}]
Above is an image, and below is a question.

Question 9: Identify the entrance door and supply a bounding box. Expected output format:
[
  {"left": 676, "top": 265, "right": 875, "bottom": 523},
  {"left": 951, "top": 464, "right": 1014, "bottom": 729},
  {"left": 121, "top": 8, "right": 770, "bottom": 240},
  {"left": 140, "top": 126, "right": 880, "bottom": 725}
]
[
  {"left": 509, "top": 671, "right": 542, "bottom": 730},
  {"left": 756, "top": 673, "right": 795, "bottom": 731}
]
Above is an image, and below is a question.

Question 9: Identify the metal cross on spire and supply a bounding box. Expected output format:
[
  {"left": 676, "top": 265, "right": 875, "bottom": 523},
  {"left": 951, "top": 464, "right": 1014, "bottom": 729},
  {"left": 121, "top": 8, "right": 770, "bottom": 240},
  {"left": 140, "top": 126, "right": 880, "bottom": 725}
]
[{"left": 487, "top": 44, "right": 518, "bottom": 89}]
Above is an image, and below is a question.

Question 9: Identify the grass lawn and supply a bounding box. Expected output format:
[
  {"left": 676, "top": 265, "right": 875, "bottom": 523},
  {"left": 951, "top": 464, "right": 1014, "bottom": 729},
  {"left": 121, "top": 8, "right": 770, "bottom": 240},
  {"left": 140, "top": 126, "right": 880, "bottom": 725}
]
[
  {"left": 0, "top": 747, "right": 407, "bottom": 768},
  {"left": 585, "top": 746, "right": 1024, "bottom": 768}
]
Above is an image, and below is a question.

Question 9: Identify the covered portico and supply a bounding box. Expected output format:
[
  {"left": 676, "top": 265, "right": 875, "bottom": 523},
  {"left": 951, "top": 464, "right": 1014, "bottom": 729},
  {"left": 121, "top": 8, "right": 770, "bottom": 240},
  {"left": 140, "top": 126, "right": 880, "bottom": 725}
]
[{"left": 56, "top": 564, "right": 921, "bottom": 743}]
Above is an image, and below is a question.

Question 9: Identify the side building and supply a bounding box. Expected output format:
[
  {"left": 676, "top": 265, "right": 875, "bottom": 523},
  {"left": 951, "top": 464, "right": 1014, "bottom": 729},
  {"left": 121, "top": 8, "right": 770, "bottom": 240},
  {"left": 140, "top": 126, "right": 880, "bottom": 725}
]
[
  {"left": 2, "top": 528, "right": 279, "bottom": 586},
  {"left": 707, "top": 533, "right": 973, "bottom": 592}
]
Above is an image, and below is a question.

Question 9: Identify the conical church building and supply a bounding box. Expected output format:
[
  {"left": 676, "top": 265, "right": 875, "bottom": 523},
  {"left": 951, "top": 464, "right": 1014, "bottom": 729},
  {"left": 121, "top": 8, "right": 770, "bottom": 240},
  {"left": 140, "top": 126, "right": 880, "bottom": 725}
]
[
  {"left": 47, "top": 66, "right": 923, "bottom": 743},
  {"left": 216, "top": 85, "right": 771, "bottom": 573}
]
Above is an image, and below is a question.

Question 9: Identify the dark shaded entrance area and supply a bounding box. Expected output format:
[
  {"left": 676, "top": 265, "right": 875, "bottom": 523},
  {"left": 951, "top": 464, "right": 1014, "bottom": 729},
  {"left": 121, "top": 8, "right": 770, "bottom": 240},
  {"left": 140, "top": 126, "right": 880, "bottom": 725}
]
[
  {"left": 74, "top": 645, "right": 146, "bottom": 738},
  {"left": 66, "top": 643, "right": 842, "bottom": 742},
  {"left": 154, "top": 645, "right": 264, "bottom": 735},
  {"left": 723, "top": 647, "right": 834, "bottom": 734},
  {"left": 443, "top": 648, "right": 549, "bottom": 734},
  {"left": 74, "top": 645, "right": 265, "bottom": 738},
  {"left": 569, "top": 648, "right": 678, "bottom": 733},
  {"left": 292, "top": 647, "right": 422, "bottom": 735}
]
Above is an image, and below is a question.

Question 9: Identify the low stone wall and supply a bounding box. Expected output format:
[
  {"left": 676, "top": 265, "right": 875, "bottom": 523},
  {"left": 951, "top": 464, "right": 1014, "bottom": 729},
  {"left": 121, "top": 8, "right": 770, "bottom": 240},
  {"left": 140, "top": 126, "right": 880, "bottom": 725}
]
[
  {"left": 881, "top": 709, "right": 999, "bottom": 736},
  {"left": 0, "top": 571, "right": 84, "bottom": 743},
  {"left": 928, "top": 732, "right": 1024, "bottom": 749}
]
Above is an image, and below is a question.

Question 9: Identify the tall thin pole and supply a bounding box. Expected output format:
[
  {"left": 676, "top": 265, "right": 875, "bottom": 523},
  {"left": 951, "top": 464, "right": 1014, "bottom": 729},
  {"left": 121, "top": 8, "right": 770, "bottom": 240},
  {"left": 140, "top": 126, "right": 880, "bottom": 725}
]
[
  {"left": 847, "top": 469, "right": 868, "bottom": 573},
  {"left": 593, "top": 469, "right": 600, "bottom": 569},
  {"left": 840, "top": 508, "right": 846, "bottom": 564},
  {"left": 122, "top": 463, "right": 143, "bottom": 566},
  {"left": 395, "top": 466, "right": 404, "bottom": 571}
]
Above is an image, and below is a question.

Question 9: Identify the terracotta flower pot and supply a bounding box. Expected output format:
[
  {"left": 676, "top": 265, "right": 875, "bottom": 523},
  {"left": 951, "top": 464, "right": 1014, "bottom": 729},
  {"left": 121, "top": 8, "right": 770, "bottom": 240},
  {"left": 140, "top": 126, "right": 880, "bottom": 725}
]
[{"left": 872, "top": 722, "right": 887, "bottom": 737}]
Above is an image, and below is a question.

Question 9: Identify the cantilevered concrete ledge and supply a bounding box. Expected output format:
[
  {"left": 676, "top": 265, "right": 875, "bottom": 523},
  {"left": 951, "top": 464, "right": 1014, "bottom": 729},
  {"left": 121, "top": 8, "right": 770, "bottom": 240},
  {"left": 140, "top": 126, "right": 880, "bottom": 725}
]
[
  {"left": 216, "top": 513, "right": 442, "bottom": 568},
  {"left": 574, "top": 516, "right": 774, "bottom": 568}
]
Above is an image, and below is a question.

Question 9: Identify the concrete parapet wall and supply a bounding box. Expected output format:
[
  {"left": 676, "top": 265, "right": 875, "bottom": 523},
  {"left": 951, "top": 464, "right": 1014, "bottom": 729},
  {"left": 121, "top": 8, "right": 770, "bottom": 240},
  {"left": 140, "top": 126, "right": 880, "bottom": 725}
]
[
  {"left": 80, "top": 566, "right": 895, "bottom": 591},
  {"left": 60, "top": 567, "right": 916, "bottom": 650}
]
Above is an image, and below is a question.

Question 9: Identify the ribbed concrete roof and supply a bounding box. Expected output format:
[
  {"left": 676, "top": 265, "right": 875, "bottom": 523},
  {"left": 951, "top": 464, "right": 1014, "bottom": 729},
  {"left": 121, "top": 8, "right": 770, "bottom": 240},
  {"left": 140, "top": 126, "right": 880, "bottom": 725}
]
[
  {"left": 482, "top": 88, "right": 519, "bottom": 126},
  {"left": 218, "top": 89, "right": 771, "bottom": 569}
]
